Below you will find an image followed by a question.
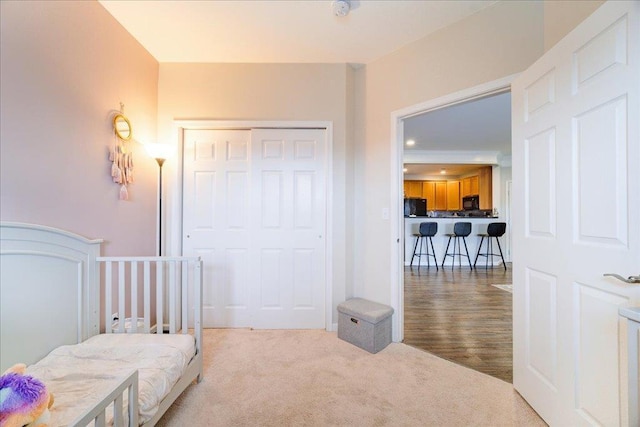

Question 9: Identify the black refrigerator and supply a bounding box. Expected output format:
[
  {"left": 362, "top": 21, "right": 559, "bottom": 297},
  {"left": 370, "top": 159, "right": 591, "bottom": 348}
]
[{"left": 404, "top": 198, "right": 427, "bottom": 216}]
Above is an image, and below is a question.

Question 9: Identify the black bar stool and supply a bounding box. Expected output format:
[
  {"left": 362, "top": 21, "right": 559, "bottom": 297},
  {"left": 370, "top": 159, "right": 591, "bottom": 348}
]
[
  {"left": 410, "top": 222, "right": 438, "bottom": 270},
  {"left": 441, "top": 222, "right": 473, "bottom": 270},
  {"left": 474, "top": 222, "right": 507, "bottom": 271}
]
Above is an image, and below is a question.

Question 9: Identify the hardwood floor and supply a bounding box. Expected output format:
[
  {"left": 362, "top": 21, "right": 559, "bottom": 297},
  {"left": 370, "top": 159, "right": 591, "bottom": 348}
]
[{"left": 403, "top": 264, "right": 513, "bottom": 382}]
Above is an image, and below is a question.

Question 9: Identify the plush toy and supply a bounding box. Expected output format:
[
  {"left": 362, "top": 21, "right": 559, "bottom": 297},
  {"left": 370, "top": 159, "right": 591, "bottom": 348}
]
[{"left": 0, "top": 364, "right": 54, "bottom": 427}]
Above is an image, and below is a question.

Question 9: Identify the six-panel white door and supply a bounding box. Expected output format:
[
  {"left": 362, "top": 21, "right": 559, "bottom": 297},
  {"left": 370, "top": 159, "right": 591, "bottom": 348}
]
[
  {"left": 512, "top": 2, "right": 639, "bottom": 425},
  {"left": 182, "top": 128, "right": 327, "bottom": 329}
]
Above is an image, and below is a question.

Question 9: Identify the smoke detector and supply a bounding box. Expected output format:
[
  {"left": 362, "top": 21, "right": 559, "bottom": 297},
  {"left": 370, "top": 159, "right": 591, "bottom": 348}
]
[{"left": 332, "top": 0, "right": 350, "bottom": 17}]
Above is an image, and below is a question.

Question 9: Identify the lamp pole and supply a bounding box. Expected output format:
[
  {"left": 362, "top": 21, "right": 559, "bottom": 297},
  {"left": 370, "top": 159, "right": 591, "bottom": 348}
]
[
  {"left": 155, "top": 158, "right": 165, "bottom": 256},
  {"left": 146, "top": 143, "right": 173, "bottom": 257}
]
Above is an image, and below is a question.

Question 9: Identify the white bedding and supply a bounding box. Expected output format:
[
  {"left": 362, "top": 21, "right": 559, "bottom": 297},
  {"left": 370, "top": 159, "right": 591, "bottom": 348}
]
[{"left": 26, "top": 333, "right": 195, "bottom": 426}]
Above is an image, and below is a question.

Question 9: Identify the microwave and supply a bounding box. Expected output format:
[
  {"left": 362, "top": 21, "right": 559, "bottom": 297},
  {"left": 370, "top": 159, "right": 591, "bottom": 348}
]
[{"left": 462, "top": 195, "right": 479, "bottom": 210}]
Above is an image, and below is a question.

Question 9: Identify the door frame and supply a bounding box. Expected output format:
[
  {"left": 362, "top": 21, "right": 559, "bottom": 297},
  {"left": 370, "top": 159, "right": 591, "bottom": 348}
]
[
  {"left": 166, "top": 120, "right": 334, "bottom": 332},
  {"left": 389, "top": 75, "right": 517, "bottom": 342}
]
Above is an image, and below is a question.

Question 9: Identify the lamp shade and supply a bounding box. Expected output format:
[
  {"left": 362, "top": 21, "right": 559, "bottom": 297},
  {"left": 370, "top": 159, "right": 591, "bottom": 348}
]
[{"left": 145, "top": 143, "right": 174, "bottom": 161}]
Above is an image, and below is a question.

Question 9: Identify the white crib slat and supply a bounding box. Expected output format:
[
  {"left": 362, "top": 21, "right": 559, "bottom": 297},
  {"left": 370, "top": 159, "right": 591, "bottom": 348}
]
[
  {"left": 130, "top": 261, "right": 138, "bottom": 333},
  {"left": 95, "top": 412, "right": 106, "bottom": 427},
  {"left": 144, "top": 261, "right": 151, "bottom": 333},
  {"left": 117, "top": 261, "right": 126, "bottom": 334},
  {"left": 195, "top": 260, "right": 203, "bottom": 353},
  {"left": 113, "top": 393, "right": 123, "bottom": 427},
  {"left": 129, "top": 371, "right": 139, "bottom": 426},
  {"left": 127, "top": 371, "right": 140, "bottom": 426},
  {"left": 169, "top": 261, "right": 176, "bottom": 334},
  {"left": 105, "top": 261, "right": 112, "bottom": 334},
  {"left": 156, "top": 261, "right": 163, "bottom": 334},
  {"left": 182, "top": 261, "right": 188, "bottom": 334}
]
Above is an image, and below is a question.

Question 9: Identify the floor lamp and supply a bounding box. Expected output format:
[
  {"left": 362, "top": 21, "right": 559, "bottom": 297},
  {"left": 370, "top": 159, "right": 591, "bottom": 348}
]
[{"left": 145, "top": 143, "right": 173, "bottom": 256}]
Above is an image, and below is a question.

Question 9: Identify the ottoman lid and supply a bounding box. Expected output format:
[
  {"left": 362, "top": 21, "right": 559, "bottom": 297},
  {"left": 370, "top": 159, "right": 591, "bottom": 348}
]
[{"left": 337, "top": 298, "right": 394, "bottom": 323}]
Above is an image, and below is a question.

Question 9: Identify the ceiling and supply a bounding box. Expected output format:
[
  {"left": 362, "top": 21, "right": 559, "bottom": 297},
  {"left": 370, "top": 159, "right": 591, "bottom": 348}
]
[
  {"left": 98, "top": 0, "right": 510, "bottom": 164},
  {"left": 403, "top": 91, "right": 512, "bottom": 154},
  {"left": 404, "top": 163, "right": 486, "bottom": 178},
  {"left": 98, "top": 0, "right": 496, "bottom": 64},
  {"left": 403, "top": 92, "right": 512, "bottom": 176}
]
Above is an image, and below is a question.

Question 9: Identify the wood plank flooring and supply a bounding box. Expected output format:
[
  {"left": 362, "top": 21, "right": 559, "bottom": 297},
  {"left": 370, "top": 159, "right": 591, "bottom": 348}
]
[{"left": 403, "top": 264, "right": 513, "bottom": 382}]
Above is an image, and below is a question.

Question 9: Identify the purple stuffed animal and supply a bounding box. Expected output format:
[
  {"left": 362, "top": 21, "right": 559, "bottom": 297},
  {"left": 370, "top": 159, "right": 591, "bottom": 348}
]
[{"left": 0, "top": 364, "right": 53, "bottom": 427}]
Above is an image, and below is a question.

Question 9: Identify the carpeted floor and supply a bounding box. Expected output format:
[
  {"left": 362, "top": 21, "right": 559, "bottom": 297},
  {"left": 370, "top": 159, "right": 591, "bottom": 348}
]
[{"left": 157, "top": 329, "right": 545, "bottom": 426}]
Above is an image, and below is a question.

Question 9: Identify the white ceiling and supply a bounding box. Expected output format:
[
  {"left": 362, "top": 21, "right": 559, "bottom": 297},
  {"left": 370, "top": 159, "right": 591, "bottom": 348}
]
[
  {"left": 99, "top": 0, "right": 510, "bottom": 161},
  {"left": 98, "top": 0, "right": 496, "bottom": 64},
  {"left": 404, "top": 163, "right": 487, "bottom": 178},
  {"left": 403, "top": 92, "right": 512, "bottom": 176},
  {"left": 404, "top": 91, "right": 512, "bottom": 153}
]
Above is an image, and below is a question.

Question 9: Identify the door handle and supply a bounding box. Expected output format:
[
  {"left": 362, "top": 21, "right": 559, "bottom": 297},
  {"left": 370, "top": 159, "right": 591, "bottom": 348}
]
[{"left": 603, "top": 274, "right": 640, "bottom": 284}]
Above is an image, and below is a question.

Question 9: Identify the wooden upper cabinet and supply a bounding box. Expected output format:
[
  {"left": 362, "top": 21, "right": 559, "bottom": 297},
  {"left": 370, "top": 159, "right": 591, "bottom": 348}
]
[
  {"left": 470, "top": 175, "right": 479, "bottom": 195},
  {"left": 404, "top": 181, "right": 423, "bottom": 198},
  {"left": 404, "top": 167, "right": 492, "bottom": 211},
  {"left": 461, "top": 176, "right": 480, "bottom": 197},
  {"left": 462, "top": 177, "right": 471, "bottom": 197},
  {"left": 446, "top": 180, "right": 460, "bottom": 210},
  {"left": 478, "top": 166, "right": 492, "bottom": 210},
  {"left": 422, "top": 181, "right": 435, "bottom": 208},
  {"left": 434, "top": 181, "right": 447, "bottom": 210}
]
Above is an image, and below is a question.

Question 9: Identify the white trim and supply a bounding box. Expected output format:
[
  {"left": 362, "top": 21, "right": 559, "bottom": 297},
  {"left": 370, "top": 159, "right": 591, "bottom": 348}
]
[
  {"left": 168, "top": 120, "right": 334, "bottom": 332},
  {"left": 389, "top": 74, "right": 518, "bottom": 343}
]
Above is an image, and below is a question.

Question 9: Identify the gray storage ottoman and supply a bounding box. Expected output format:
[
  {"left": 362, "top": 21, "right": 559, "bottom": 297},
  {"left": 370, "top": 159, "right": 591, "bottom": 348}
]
[{"left": 337, "top": 298, "right": 394, "bottom": 353}]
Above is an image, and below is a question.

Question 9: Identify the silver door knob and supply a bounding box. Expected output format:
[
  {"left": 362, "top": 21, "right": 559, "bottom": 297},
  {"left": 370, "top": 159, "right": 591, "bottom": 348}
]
[{"left": 603, "top": 274, "right": 640, "bottom": 284}]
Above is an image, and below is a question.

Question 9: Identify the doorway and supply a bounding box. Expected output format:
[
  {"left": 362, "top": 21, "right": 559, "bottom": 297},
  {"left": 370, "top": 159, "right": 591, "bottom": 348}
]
[{"left": 389, "top": 75, "right": 516, "bottom": 380}]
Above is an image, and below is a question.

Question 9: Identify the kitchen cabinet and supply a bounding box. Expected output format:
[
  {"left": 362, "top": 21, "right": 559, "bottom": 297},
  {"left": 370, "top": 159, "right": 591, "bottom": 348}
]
[
  {"left": 404, "top": 181, "right": 423, "bottom": 198},
  {"left": 422, "top": 182, "right": 435, "bottom": 208},
  {"left": 446, "top": 180, "right": 460, "bottom": 210},
  {"left": 461, "top": 176, "right": 479, "bottom": 197},
  {"left": 478, "top": 167, "right": 492, "bottom": 210},
  {"left": 434, "top": 182, "right": 447, "bottom": 210},
  {"left": 404, "top": 170, "right": 488, "bottom": 211}
]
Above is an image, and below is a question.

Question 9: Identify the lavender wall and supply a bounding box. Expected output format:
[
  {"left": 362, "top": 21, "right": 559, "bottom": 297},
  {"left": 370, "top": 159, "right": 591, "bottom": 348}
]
[{"left": 1, "top": 1, "right": 159, "bottom": 255}]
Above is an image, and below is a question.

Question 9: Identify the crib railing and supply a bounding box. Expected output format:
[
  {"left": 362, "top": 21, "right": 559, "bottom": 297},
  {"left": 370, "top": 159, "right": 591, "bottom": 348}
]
[
  {"left": 70, "top": 369, "right": 138, "bottom": 427},
  {"left": 97, "top": 256, "right": 202, "bottom": 343}
]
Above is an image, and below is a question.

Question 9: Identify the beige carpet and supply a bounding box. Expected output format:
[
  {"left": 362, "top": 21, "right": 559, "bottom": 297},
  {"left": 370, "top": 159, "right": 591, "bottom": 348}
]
[{"left": 157, "top": 329, "right": 546, "bottom": 426}]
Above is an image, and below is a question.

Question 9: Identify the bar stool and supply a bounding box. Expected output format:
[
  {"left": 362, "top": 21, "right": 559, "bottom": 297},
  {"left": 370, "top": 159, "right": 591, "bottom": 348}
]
[
  {"left": 441, "top": 222, "right": 473, "bottom": 270},
  {"left": 410, "top": 222, "right": 438, "bottom": 270},
  {"left": 474, "top": 222, "right": 507, "bottom": 271}
]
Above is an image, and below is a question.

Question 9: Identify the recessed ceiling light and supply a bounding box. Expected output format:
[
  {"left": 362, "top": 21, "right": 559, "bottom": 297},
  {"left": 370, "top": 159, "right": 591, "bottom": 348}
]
[
  {"left": 406, "top": 139, "right": 415, "bottom": 146},
  {"left": 440, "top": 168, "right": 446, "bottom": 174},
  {"left": 403, "top": 167, "right": 408, "bottom": 173}
]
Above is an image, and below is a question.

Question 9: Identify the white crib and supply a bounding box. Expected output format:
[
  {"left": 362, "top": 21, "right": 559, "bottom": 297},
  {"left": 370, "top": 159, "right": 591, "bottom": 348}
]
[{"left": 0, "top": 222, "right": 203, "bottom": 426}]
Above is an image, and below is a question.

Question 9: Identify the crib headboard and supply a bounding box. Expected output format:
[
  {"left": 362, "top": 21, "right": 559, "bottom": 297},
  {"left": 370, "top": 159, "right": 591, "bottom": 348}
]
[{"left": 0, "top": 222, "right": 102, "bottom": 371}]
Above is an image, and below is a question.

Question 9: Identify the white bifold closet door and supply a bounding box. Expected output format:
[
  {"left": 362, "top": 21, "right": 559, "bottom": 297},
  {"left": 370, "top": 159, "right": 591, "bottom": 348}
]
[{"left": 182, "top": 128, "right": 327, "bottom": 329}]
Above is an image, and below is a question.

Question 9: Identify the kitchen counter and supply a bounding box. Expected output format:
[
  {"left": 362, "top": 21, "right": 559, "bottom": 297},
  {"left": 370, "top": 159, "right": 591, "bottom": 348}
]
[{"left": 404, "top": 217, "right": 506, "bottom": 267}]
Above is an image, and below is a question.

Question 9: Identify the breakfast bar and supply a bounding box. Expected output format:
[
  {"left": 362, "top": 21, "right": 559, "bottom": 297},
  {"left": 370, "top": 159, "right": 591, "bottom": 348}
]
[{"left": 404, "top": 216, "right": 506, "bottom": 268}]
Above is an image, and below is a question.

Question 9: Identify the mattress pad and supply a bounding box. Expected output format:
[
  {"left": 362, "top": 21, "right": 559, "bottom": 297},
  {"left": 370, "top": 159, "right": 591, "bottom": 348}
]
[{"left": 26, "top": 333, "right": 196, "bottom": 426}]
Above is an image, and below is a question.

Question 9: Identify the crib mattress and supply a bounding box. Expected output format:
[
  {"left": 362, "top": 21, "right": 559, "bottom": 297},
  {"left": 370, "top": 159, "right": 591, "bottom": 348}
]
[{"left": 26, "top": 333, "right": 196, "bottom": 426}]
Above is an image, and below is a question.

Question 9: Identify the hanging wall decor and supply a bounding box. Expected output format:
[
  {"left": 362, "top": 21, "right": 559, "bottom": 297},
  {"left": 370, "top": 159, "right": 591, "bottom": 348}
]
[{"left": 110, "top": 103, "right": 134, "bottom": 200}]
